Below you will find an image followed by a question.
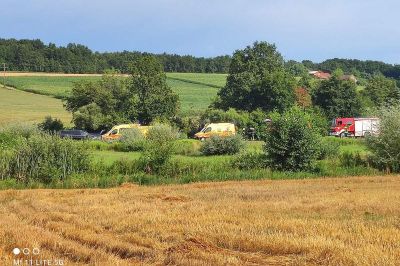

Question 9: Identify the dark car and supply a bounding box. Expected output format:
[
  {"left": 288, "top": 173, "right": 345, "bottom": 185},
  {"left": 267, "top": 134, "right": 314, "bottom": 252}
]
[
  {"left": 60, "top": 130, "right": 90, "bottom": 140},
  {"left": 60, "top": 130, "right": 104, "bottom": 140}
]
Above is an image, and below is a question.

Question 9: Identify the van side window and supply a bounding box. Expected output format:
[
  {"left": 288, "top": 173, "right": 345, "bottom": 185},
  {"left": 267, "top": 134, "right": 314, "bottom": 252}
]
[
  {"left": 204, "top": 127, "right": 211, "bottom": 133},
  {"left": 110, "top": 129, "right": 118, "bottom": 135}
]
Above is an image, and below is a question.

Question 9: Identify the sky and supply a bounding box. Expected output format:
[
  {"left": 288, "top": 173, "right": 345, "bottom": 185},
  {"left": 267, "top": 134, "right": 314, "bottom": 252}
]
[{"left": 1, "top": 0, "right": 399, "bottom": 63}]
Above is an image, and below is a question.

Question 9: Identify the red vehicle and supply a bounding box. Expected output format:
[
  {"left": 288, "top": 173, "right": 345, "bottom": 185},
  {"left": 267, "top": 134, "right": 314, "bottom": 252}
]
[{"left": 330, "top": 117, "right": 379, "bottom": 137}]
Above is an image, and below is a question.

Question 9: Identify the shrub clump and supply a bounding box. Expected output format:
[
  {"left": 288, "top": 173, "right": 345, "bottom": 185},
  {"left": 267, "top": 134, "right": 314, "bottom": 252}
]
[
  {"left": 200, "top": 135, "right": 244, "bottom": 155},
  {"left": 318, "top": 137, "right": 340, "bottom": 160},
  {"left": 265, "top": 107, "right": 321, "bottom": 171},
  {"left": 146, "top": 123, "right": 180, "bottom": 142},
  {"left": 366, "top": 104, "right": 400, "bottom": 172},
  {"left": 139, "top": 124, "right": 179, "bottom": 174},
  {"left": 340, "top": 152, "right": 366, "bottom": 168},
  {"left": 38, "top": 116, "right": 64, "bottom": 132},
  {"left": 118, "top": 128, "right": 146, "bottom": 151}
]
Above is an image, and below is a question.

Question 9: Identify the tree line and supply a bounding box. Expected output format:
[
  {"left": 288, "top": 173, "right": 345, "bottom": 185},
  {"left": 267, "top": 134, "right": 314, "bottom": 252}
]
[
  {"left": 0, "top": 38, "right": 230, "bottom": 74},
  {"left": 300, "top": 58, "right": 400, "bottom": 85},
  {"left": 1, "top": 38, "right": 400, "bottom": 83}
]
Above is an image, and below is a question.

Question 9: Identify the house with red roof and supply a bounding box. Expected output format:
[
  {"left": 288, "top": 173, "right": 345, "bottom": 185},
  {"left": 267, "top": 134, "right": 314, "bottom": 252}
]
[{"left": 309, "top": 71, "right": 331, "bottom": 80}]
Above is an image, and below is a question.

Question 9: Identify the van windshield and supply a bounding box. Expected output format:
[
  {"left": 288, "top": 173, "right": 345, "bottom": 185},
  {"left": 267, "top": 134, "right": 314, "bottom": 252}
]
[
  {"left": 201, "top": 127, "right": 211, "bottom": 133},
  {"left": 106, "top": 128, "right": 116, "bottom": 135}
]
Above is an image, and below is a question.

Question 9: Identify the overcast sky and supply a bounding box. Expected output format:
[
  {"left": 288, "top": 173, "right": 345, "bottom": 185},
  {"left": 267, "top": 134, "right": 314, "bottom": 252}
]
[{"left": 1, "top": 0, "right": 399, "bottom": 63}]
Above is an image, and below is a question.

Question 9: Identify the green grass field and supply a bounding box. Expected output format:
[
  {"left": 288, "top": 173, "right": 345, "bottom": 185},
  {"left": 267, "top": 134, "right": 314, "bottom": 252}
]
[
  {"left": 5, "top": 73, "right": 225, "bottom": 116},
  {"left": 6, "top": 76, "right": 101, "bottom": 98},
  {"left": 0, "top": 86, "right": 72, "bottom": 125},
  {"left": 167, "top": 79, "right": 218, "bottom": 115},
  {"left": 167, "top": 72, "right": 227, "bottom": 88}
]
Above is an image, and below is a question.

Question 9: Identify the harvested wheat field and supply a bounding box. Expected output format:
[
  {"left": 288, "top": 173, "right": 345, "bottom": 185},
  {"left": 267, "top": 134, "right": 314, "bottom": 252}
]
[{"left": 0, "top": 176, "right": 399, "bottom": 265}]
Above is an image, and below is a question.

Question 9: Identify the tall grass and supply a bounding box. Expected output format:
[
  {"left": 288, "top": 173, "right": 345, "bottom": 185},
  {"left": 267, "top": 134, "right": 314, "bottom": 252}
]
[{"left": 0, "top": 125, "right": 89, "bottom": 183}]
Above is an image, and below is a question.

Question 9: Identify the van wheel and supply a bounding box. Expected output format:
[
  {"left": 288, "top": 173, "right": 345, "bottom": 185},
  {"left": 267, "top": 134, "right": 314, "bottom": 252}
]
[
  {"left": 201, "top": 138, "right": 205, "bottom": 141},
  {"left": 339, "top": 132, "right": 345, "bottom": 138}
]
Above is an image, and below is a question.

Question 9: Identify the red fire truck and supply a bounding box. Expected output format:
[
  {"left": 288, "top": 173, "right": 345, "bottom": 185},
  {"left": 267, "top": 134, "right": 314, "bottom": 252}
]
[{"left": 330, "top": 118, "right": 379, "bottom": 137}]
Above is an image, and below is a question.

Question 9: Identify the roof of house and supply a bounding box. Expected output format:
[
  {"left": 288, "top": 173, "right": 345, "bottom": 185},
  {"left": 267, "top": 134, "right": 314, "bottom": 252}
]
[{"left": 312, "top": 71, "right": 331, "bottom": 80}]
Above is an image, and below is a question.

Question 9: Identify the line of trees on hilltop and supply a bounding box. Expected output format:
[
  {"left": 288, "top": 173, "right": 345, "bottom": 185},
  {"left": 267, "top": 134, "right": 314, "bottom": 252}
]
[
  {"left": 0, "top": 39, "right": 230, "bottom": 74},
  {"left": 1, "top": 38, "right": 399, "bottom": 85},
  {"left": 298, "top": 58, "right": 400, "bottom": 85}
]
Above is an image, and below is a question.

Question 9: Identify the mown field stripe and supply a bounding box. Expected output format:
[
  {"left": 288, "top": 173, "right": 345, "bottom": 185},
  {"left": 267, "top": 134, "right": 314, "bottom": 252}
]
[
  {"left": 166, "top": 76, "right": 223, "bottom": 89},
  {"left": 5, "top": 82, "right": 66, "bottom": 99}
]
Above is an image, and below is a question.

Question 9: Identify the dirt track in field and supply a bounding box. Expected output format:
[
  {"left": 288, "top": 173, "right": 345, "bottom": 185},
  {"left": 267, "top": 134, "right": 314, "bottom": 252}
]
[{"left": 1, "top": 175, "right": 399, "bottom": 265}]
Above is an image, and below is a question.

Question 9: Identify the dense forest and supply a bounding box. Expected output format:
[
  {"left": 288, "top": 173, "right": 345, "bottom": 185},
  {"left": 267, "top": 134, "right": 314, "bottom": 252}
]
[
  {"left": 0, "top": 38, "right": 399, "bottom": 84},
  {"left": 0, "top": 39, "right": 230, "bottom": 73}
]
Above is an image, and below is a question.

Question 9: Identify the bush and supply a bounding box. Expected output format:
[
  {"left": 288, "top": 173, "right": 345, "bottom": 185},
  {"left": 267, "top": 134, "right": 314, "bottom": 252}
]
[
  {"left": 119, "top": 128, "right": 146, "bottom": 151},
  {"left": 171, "top": 116, "right": 202, "bottom": 138},
  {"left": 200, "top": 135, "right": 244, "bottom": 155},
  {"left": 340, "top": 152, "right": 366, "bottom": 168},
  {"left": 147, "top": 123, "right": 180, "bottom": 142},
  {"left": 306, "top": 107, "right": 329, "bottom": 136},
  {"left": 366, "top": 104, "right": 400, "bottom": 172},
  {"left": 139, "top": 124, "right": 178, "bottom": 174},
  {"left": 265, "top": 106, "right": 321, "bottom": 171},
  {"left": 318, "top": 137, "right": 340, "bottom": 159},
  {"left": 231, "top": 152, "right": 268, "bottom": 170},
  {"left": 38, "top": 116, "right": 64, "bottom": 132},
  {"left": 139, "top": 141, "right": 174, "bottom": 174}
]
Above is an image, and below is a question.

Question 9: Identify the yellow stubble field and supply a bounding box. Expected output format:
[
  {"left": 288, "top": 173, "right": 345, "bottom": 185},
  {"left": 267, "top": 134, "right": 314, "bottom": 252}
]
[{"left": 0, "top": 175, "right": 399, "bottom": 265}]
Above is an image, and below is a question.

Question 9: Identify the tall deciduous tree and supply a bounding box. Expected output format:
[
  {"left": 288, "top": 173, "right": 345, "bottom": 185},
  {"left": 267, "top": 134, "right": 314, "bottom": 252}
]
[
  {"left": 312, "top": 72, "right": 361, "bottom": 119},
  {"left": 214, "top": 42, "right": 296, "bottom": 113},
  {"left": 363, "top": 74, "right": 400, "bottom": 107},
  {"left": 66, "top": 71, "right": 131, "bottom": 131},
  {"left": 128, "top": 56, "right": 179, "bottom": 124},
  {"left": 66, "top": 56, "right": 180, "bottom": 130}
]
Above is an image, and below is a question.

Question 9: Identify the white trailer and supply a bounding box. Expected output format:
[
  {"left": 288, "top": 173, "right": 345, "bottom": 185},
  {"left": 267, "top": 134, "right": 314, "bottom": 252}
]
[{"left": 354, "top": 118, "right": 379, "bottom": 137}]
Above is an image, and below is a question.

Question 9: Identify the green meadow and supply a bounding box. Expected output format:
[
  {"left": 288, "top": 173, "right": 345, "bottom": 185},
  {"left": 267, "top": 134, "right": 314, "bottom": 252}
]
[
  {"left": 5, "top": 73, "right": 226, "bottom": 116},
  {"left": 0, "top": 86, "right": 72, "bottom": 125}
]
